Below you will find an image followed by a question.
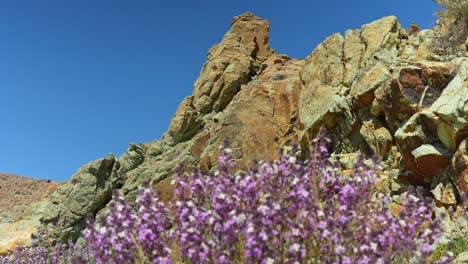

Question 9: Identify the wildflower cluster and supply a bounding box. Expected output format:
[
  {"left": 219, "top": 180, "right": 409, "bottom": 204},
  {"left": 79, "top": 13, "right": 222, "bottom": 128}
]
[
  {"left": 83, "top": 184, "right": 172, "bottom": 263},
  {"left": 81, "top": 134, "right": 444, "bottom": 263},
  {"left": 0, "top": 230, "right": 91, "bottom": 264}
]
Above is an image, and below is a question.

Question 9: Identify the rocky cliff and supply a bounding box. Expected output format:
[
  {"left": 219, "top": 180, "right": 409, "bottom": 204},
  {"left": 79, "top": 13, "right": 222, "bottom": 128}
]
[{"left": 4, "top": 12, "right": 466, "bottom": 248}]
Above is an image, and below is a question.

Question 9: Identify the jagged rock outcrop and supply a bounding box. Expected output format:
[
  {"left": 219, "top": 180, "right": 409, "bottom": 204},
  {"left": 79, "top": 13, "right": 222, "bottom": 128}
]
[
  {"left": 298, "top": 16, "right": 405, "bottom": 155},
  {"left": 298, "top": 15, "right": 467, "bottom": 189},
  {"left": 40, "top": 155, "right": 116, "bottom": 243},
  {"left": 27, "top": 12, "right": 467, "bottom": 247},
  {"left": 38, "top": 12, "right": 304, "bottom": 244},
  {"left": 168, "top": 12, "right": 275, "bottom": 142}
]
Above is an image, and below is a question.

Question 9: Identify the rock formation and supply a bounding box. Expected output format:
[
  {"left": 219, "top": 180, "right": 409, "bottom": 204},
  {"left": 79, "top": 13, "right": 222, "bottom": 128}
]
[{"left": 2, "top": 12, "right": 466, "bottom": 249}]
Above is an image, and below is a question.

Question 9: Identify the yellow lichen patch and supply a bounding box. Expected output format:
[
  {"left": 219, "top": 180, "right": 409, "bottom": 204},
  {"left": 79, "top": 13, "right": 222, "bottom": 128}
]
[{"left": 0, "top": 224, "right": 36, "bottom": 255}]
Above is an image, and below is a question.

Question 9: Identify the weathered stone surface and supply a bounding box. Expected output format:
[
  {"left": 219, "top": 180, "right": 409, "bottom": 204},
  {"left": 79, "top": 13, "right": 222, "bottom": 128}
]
[
  {"left": 395, "top": 112, "right": 442, "bottom": 180},
  {"left": 375, "top": 61, "right": 456, "bottom": 133},
  {"left": 350, "top": 62, "right": 390, "bottom": 107},
  {"left": 197, "top": 55, "right": 303, "bottom": 172},
  {"left": 120, "top": 18, "right": 304, "bottom": 205},
  {"left": 454, "top": 252, "right": 468, "bottom": 264},
  {"left": 343, "top": 29, "right": 365, "bottom": 87},
  {"left": 40, "top": 154, "right": 116, "bottom": 243},
  {"left": 406, "top": 22, "right": 420, "bottom": 37},
  {"left": 299, "top": 16, "right": 405, "bottom": 156},
  {"left": 411, "top": 144, "right": 451, "bottom": 176},
  {"left": 360, "top": 16, "right": 404, "bottom": 65},
  {"left": 360, "top": 117, "right": 393, "bottom": 159},
  {"left": 392, "top": 59, "right": 466, "bottom": 182},
  {"left": 117, "top": 143, "right": 145, "bottom": 176},
  {"left": 168, "top": 12, "right": 275, "bottom": 143},
  {"left": 432, "top": 182, "right": 457, "bottom": 206},
  {"left": 451, "top": 139, "right": 468, "bottom": 193},
  {"left": 167, "top": 96, "right": 202, "bottom": 142},
  {"left": 301, "top": 33, "right": 344, "bottom": 89},
  {"left": 0, "top": 201, "right": 49, "bottom": 254},
  {"left": 299, "top": 33, "right": 347, "bottom": 137},
  {"left": 429, "top": 59, "right": 468, "bottom": 151},
  {"left": 192, "top": 12, "right": 273, "bottom": 114}
]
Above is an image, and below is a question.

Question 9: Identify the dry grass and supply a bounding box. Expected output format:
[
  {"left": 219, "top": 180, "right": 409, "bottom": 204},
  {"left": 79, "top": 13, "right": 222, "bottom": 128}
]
[{"left": 431, "top": 0, "right": 468, "bottom": 54}]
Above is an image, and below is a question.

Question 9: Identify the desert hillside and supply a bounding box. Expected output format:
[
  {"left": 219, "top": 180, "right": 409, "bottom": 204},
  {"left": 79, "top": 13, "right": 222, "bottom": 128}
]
[
  {"left": 0, "top": 173, "right": 59, "bottom": 223},
  {"left": 0, "top": 174, "right": 60, "bottom": 254}
]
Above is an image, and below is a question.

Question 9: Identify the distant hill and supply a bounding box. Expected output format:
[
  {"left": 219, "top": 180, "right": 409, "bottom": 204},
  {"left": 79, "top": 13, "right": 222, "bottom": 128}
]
[{"left": 0, "top": 173, "right": 59, "bottom": 223}]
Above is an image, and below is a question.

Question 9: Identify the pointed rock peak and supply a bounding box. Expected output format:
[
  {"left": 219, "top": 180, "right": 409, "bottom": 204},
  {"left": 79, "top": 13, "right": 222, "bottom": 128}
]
[
  {"left": 167, "top": 12, "right": 276, "bottom": 142},
  {"left": 208, "top": 12, "right": 274, "bottom": 61},
  {"left": 231, "top": 12, "right": 263, "bottom": 25}
]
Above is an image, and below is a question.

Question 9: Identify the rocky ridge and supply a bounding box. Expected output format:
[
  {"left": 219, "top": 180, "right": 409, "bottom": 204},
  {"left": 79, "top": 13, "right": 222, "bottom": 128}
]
[{"left": 2, "top": 12, "right": 466, "bottom": 249}]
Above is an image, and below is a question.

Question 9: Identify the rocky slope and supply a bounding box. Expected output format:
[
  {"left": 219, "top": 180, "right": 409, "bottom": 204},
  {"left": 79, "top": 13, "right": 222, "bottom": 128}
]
[
  {"left": 3, "top": 12, "right": 466, "bottom": 248},
  {"left": 0, "top": 174, "right": 60, "bottom": 254}
]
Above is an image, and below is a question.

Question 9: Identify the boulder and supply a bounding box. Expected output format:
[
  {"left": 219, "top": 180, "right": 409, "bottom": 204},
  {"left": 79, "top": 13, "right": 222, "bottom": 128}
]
[
  {"left": 411, "top": 144, "right": 451, "bottom": 176},
  {"left": 40, "top": 154, "right": 116, "bottom": 244},
  {"left": 393, "top": 59, "right": 467, "bottom": 181},
  {"left": 432, "top": 182, "right": 458, "bottom": 207},
  {"left": 429, "top": 59, "right": 468, "bottom": 151},
  {"left": 350, "top": 62, "right": 390, "bottom": 107},
  {"left": 394, "top": 112, "right": 446, "bottom": 181}
]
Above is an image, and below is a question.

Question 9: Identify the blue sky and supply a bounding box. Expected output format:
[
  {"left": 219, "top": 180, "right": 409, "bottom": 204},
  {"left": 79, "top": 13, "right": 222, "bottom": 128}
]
[{"left": 0, "top": 0, "right": 439, "bottom": 181}]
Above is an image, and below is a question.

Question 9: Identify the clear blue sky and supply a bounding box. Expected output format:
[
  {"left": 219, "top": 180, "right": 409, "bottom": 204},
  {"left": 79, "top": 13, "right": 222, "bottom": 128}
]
[{"left": 0, "top": 0, "right": 439, "bottom": 181}]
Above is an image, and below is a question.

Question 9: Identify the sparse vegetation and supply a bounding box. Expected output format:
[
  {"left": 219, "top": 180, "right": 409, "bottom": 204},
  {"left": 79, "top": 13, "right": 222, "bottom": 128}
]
[{"left": 431, "top": 0, "right": 468, "bottom": 54}]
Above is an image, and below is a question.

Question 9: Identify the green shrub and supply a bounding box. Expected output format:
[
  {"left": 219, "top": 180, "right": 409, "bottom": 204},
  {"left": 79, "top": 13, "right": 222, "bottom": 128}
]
[
  {"left": 430, "top": 237, "right": 468, "bottom": 262},
  {"left": 431, "top": 242, "right": 448, "bottom": 262}
]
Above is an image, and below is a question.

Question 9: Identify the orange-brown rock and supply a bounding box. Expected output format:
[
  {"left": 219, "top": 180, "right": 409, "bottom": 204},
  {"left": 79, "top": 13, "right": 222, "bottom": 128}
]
[
  {"left": 406, "top": 22, "right": 420, "bottom": 36},
  {"left": 192, "top": 12, "right": 274, "bottom": 115},
  {"left": 197, "top": 55, "right": 303, "bottom": 171},
  {"left": 451, "top": 139, "right": 468, "bottom": 193},
  {"left": 375, "top": 62, "right": 456, "bottom": 133}
]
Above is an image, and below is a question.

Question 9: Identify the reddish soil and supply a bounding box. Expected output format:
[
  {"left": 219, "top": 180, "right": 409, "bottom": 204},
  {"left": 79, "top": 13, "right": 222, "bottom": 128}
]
[{"left": 0, "top": 173, "right": 60, "bottom": 223}]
